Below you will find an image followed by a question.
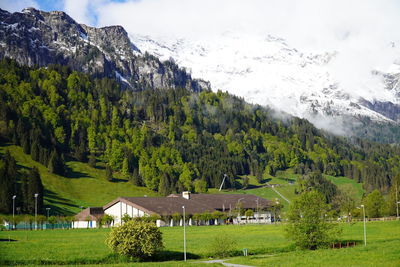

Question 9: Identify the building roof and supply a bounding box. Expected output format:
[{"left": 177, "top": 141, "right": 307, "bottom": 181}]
[
  {"left": 102, "top": 193, "right": 272, "bottom": 216},
  {"left": 169, "top": 193, "right": 272, "bottom": 211},
  {"left": 75, "top": 207, "right": 104, "bottom": 221},
  {"left": 103, "top": 196, "right": 215, "bottom": 216}
]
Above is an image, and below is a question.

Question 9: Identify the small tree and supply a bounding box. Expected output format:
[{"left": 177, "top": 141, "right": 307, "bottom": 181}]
[
  {"left": 285, "top": 191, "right": 341, "bottom": 250},
  {"left": 364, "top": 189, "right": 385, "bottom": 218},
  {"left": 106, "top": 220, "right": 164, "bottom": 259},
  {"left": 245, "top": 209, "right": 254, "bottom": 221},
  {"left": 194, "top": 179, "right": 208, "bottom": 193},
  {"left": 48, "top": 216, "right": 57, "bottom": 229},
  {"left": 209, "top": 235, "right": 237, "bottom": 258},
  {"left": 102, "top": 214, "right": 114, "bottom": 228}
]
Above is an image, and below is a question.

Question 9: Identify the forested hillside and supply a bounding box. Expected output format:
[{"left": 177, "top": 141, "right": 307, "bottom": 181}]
[{"left": 1, "top": 58, "right": 399, "bottom": 214}]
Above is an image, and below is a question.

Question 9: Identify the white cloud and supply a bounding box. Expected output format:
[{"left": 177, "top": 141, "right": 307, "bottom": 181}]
[{"left": 0, "top": 0, "right": 39, "bottom": 12}]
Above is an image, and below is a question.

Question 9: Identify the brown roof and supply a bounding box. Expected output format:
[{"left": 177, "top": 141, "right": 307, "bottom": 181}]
[
  {"left": 169, "top": 193, "right": 272, "bottom": 211},
  {"left": 75, "top": 207, "right": 104, "bottom": 221},
  {"left": 103, "top": 197, "right": 215, "bottom": 216}
]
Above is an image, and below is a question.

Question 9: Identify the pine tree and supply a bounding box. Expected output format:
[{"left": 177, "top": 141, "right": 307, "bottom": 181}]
[
  {"left": 130, "top": 168, "right": 142, "bottom": 186},
  {"left": 106, "top": 164, "right": 113, "bottom": 182},
  {"left": 48, "top": 150, "right": 65, "bottom": 176},
  {"left": 0, "top": 151, "right": 18, "bottom": 213},
  {"left": 27, "top": 167, "right": 44, "bottom": 215},
  {"left": 30, "top": 140, "right": 39, "bottom": 161}
]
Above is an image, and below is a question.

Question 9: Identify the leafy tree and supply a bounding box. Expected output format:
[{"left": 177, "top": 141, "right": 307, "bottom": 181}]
[
  {"left": 364, "top": 189, "right": 385, "bottom": 218},
  {"left": 194, "top": 179, "right": 208, "bottom": 193},
  {"left": 285, "top": 191, "right": 342, "bottom": 250},
  {"left": 245, "top": 209, "right": 254, "bottom": 220},
  {"left": 106, "top": 219, "right": 163, "bottom": 259}
]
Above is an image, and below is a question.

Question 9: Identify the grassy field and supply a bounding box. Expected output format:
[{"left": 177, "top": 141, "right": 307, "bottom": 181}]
[
  {"left": 0, "top": 221, "right": 399, "bottom": 266},
  {"left": 0, "top": 144, "right": 157, "bottom": 215}
]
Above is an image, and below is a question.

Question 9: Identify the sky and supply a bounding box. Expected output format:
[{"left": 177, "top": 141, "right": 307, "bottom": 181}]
[{"left": 1, "top": 0, "right": 400, "bottom": 106}]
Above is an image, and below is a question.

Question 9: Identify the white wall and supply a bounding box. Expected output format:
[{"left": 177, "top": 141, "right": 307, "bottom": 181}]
[
  {"left": 104, "top": 201, "right": 148, "bottom": 225},
  {"left": 73, "top": 220, "right": 97, "bottom": 228}
]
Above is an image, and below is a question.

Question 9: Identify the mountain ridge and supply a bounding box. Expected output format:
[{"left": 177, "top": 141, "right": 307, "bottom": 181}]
[{"left": 0, "top": 7, "right": 210, "bottom": 93}]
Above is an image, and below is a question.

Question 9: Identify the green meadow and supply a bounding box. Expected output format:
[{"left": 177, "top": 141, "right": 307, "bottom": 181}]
[{"left": 0, "top": 221, "right": 398, "bottom": 266}]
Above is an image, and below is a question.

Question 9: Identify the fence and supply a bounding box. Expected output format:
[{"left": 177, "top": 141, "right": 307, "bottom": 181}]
[{"left": 3, "top": 222, "right": 72, "bottom": 230}]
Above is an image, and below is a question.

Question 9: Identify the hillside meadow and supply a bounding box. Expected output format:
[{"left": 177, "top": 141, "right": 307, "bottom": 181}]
[{"left": 0, "top": 221, "right": 398, "bottom": 266}]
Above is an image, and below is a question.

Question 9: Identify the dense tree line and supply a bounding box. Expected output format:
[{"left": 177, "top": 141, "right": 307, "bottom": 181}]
[
  {"left": 0, "top": 151, "right": 44, "bottom": 214},
  {"left": 0, "top": 58, "right": 399, "bottom": 201}
]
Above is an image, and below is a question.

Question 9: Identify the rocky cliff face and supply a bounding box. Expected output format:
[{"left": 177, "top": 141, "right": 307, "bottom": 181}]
[{"left": 0, "top": 8, "right": 209, "bottom": 92}]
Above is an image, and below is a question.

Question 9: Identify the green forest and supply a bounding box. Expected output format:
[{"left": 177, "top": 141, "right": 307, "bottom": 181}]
[{"left": 0, "top": 58, "right": 400, "bottom": 214}]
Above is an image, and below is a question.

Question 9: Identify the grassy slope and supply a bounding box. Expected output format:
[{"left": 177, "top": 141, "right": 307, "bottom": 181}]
[
  {"left": 211, "top": 170, "right": 365, "bottom": 212},
  {"left": 0, "top": 144, "right": 157, "bottom": 215},
  {"left": 0, "top": 221, "right": 398, "bottom": 266}
]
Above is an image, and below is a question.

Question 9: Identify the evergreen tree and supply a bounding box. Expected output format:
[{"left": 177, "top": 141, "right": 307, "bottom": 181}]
[
  {"left": 48, "top": 150, "right": 66, "bottom": 176},
  {"left": 106, "top": 164, "right": 113, "bottom": 182},
  {"left": 27, "top": 167, "right": 44, "bottom": 214},
  {"left": 130, "top": 168, "right": 142, "bottom": 186}
]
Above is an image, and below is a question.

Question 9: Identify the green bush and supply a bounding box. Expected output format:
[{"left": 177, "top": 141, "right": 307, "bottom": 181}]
[
  {"left": 285, "top": 191, "right": 342, "bottom": 250},
  {"left": 106, "top": 219, "right": 163, "bottom": 259},
  {"left": 209, "top": 235, "right": 237, "bottom": 258}
]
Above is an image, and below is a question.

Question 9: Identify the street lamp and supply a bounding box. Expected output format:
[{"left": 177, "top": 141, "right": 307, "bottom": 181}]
[
  {"left": 34, "top": 193, "right": 38, "bottom": 230},
  {"left": 357, "top": 205, "right": 366, "bottom": 246},
  {"left": 236, "top": 198, "right": 245, "bottom": 223},
  {"left": 182, "top": 206, "right": 186, "bottom": 261},
  {"left": 13, "top": 195, "right": 17, "bottom": 229},
  {"left": 46, "top": 207, "right": 51, "bottom": 220},
  {"left": 274, "top": 200, "right": 280, "bottom": 225}
]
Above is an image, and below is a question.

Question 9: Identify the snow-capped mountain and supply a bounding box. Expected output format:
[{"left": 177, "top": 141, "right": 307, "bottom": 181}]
[
  {"left": 0, "top": 8, "right": 209, "bottom": 93},
  {"left": 130, "top": 32, "right": 400, "bottom": 135}
]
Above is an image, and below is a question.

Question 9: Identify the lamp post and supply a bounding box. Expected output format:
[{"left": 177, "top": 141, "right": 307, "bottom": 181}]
[
  {"left": 34, "top": 193, "right": 38, "bottom": 230},
  {"left": 237, "top": 198, "right": 244, "bottom": 223},
  {"left": 274, "top": 200, "right": 280, "bottom": 225},
  {"left": 357, "top": 205, "right": 366, "bottom": 246},
  {"left": 46, "top": 207, "right": 50, "bottom": 220},
  {"left": 13, "top": 195, "right": 17, "bottom": 229},
  {"left": 256, "top": 198, "right": 259, "bottom": 223},
  {"left": 182, "top": 206, "right": 186, "bottom": 261}
]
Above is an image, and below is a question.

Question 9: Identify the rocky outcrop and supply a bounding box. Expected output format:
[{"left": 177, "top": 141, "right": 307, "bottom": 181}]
[{"left": 0, "top": 7, "right": 209, "bottom": 92}]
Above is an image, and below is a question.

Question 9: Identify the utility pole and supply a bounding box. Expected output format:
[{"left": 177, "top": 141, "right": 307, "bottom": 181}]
[
  {"left": 358, "top": 205, "right": 366, "bottom": 246},
  {"left": 182, "top": 206, "right": 186, "bottom": 261},
  {"left": 219, "top": 174, "right": 227, "bottom": 191}
]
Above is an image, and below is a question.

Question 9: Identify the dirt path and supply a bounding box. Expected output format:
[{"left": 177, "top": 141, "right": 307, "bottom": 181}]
[{"left": 201, "top": 259, "right": 254, "bottom": 267}]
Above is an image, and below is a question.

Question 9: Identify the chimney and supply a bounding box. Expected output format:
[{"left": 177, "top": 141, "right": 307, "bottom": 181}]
[{"left": 182, "top": 191, "right": 191, "bottom": 200}]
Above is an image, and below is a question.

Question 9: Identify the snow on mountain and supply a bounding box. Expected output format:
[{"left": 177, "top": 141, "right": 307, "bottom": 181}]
[{"left": 130, "top": 32, "right": 400, "bottom": 134}]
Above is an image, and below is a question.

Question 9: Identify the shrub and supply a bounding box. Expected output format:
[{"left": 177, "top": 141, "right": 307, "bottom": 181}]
[
  {"left": 106, "top": 220, "right": 163, "bottom": 259},
  {"left": 209, "top": 235, "right": 237, "bottom": 258}
]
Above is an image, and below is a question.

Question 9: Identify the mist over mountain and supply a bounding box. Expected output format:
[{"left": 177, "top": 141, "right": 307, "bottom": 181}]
[{"left": 129, "top": 32, "right": 400, "bottom": 141}]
